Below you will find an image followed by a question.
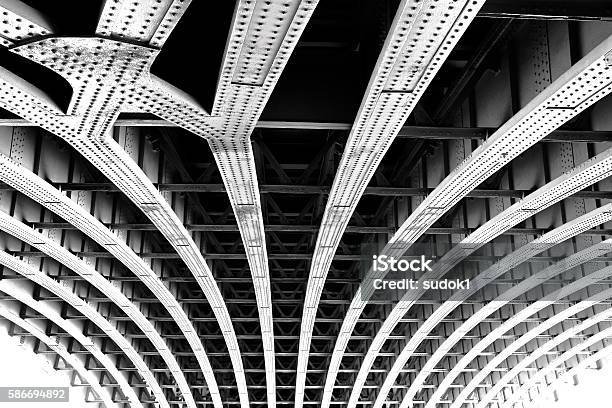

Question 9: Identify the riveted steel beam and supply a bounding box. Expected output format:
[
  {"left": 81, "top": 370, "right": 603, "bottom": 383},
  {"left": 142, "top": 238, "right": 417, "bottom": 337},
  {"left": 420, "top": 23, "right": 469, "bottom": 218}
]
[
  {"left": 0, "top": 2, "right": 242, "bottom": 405},
  {"left": 361, "top": 202, "right": 612, "bottom": 408},
  {"left": 1, "top": 118, "right": 611, "bottom": 142},
  {"left": 127, "top": 2, "right": 322, "bottom": 403},
  {"left": 301, "top": 2, "right": 486, "bottom": 405},
  {"left": 0, "top": 153, "right": 212, "bottom": 408},
  {"left": 404, "top": 239, "right": 612, "bottom": 406},
  {"left": 325, "top": 30, "right": 612, "bottom": 408}
]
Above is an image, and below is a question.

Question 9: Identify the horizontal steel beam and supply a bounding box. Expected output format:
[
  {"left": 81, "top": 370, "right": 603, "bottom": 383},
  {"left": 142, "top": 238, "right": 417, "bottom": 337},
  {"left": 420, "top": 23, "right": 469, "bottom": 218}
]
[
  {"left": 20, "top": 309, "right": 587, "bottom": 327},
  {"left": 88, "top": 349, "right": 563, "bottom": 358},
  {"left": 30, "top": 222, "right": 394, "bottom": 234},
  {"left": 0, "top": 118, "right": 610, "bottom": 142},
  {"left": 8, "top": 182, "right": 612, "bottom": 200},
  {"left": 397, "top": 127, "right": 612, "bottom": 142},
  {"left": 4, "top": 292, "right": 608, "bottom": 308},
  {"left": 13, "top": 251, "right": 612, "bottom": 261},
  {"left": 27, "top": 222, "right": 612, "bottom": 237}
]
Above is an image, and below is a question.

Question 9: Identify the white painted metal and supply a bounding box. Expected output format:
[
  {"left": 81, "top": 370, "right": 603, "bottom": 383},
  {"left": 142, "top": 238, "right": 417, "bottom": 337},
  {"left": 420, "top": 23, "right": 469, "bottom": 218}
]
[
  {"left": 319, "top": 30, "right": 612, "bottom": 407},
  {"left": 0, "top": 154, "right": 206, "bottom": 408},
  {"left": 0, "top": 0, "right": 52, "bottom": 47},
  {"left": 95, "top": 0, "right": 191, "bottom": 47},
  {"left": 372, "top": 202, "right": 612, "bottom": 408},
  {"left": 502, "top": 327, "right": 612, "bottom": 408},
  {"left": 0, "top": 279, "right": 143, "bottom": 408},
  {"left": 0, "top": 250, "right": 168, "bottom": 407},
  {"left": 0, "top": 302, "right": 114, "bottom": 408},
  {"left": 137, "top": 2, "right": 321, "bottom": 402},
  {"left": 0, "top": 209, "right": 204, "bottom": 408},
  {"left": 442, "top": 266, "right": 612, "bottom": 408},
  {"left": 302, "top": 2, "right": 488, "bottom": 406},
  {"left": 3, "top": 2, "right": 611, "bottom": 406},
  {"left": 405, "top": 238, "right": 612, "bottom": 408},
  {"left": 0, "top": 1, "right": 248, "bottom": 404},
  {"left": 0, "top": 2, "right": 322, "bottom": 403},
  {"left": 212, "top": 0, "right": 318, "bottom": 116},
  {"left": 474, "top": 302, "right": 612, "bottom": 408},
  {"left": 368, "top": 146, "right": 612, "bottom": 407},
  {"left": 206, "top": 4, "right": 319, "bottom": 401}
]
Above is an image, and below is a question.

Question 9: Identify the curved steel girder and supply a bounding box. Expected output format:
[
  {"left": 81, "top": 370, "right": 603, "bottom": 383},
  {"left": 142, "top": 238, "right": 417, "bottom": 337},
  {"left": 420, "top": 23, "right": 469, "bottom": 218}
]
[
  {"left": 138, "top": 1, "right": 322, "bottom": 402},
  {"left": 473, "top": 300, "right": 612, "bottom": 408},
  {"left": 437, "top": 266, "right": 612, "bottom": 408},
  {"left": 0, "top": 250, "right": 168, "bottom": 407},
  {"left": 321, "top": 30, "right": 612, "bottom": 408},
  {"left": 0, "top": 36, "right": 232, "bottom": 408},
  {"left": 302, "top": 2, "right": 488, "bottom": 406},
  {"left": 0, "top": 280, "right": 143, "bottom": 408},
  {"left": 0, "top": 0, "right": 248, "bottom": 402},
  {"left": 363, "top": 145, "right": 612, "bottom": 407},
  {"left": 1, "top": 2, "right": 322, "bottom": 404},
  {"left": 0, "top": 302, "right": 115, "bottom": 408},
  {"left": 0, "top": 152, "right": 208, "bottom": 408},
  {"left": 372, "top": 202, "right": 612, "bottom": 408},
  {"left": 502, "top": 327, "right": 612, "bottom": 408},
  {"left": 403, "top": 239, "right": 612, "bottom": 407},
  {"left": 0, "top": 209, "right": 200, "bottom": 408}
]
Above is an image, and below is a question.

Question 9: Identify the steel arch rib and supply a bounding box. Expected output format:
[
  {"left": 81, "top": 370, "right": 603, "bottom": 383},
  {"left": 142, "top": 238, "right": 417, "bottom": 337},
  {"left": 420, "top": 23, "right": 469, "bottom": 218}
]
[
  {"left": 0, "top": 303, "right": 114, "bottom": 408},
  {"left": 0, "top": 209, "right": 206, "bottom": 408},
  {"left": 472, "top": 301, "right": 612, "bottom": 408},
  {"left": 205, "top": 4, "right": 320, "bottom": 401},
  {"left": 502, "top": 327, "right": 612, "bottom": 408},
  {"left": 0, "top": 280, "right": 144, "bottom": 408},
  {"left": 402, "top": 239, "right": 612, "bottom": 408},
  {"left": 350, "top": 145, "right": 612, "bottom": 408},
  {"left": 0, "top": 153, "right": 213, "bottom": 408},
  {"left": 320, "top": 31, "right": 612, "bottom": 407},
  {"left": 0, "top": 250, "right": 170, "bottom": 407},
  {"left": 131, "top": 2, "right": 321, "bottom": 404},
  {"left": 364, "top": 145, "right": 612, "bottom": 407},
  {"left": 0, "top": 1, "right": 249, "bottom": 404},
  {"left": 436, "top": 265, "right": 612, "bottom": 408},
  {"left": 0, "top": 71, "right": 223, "bottom": 408},
  {"left": 372, "top": 203, "right": 612, "bottom": 408},
  {"left": 0, "top": 2, "right": 322, "bottom": 404},
  {"left": 300, "top": 2, "right": 487, "bottom": 405}
]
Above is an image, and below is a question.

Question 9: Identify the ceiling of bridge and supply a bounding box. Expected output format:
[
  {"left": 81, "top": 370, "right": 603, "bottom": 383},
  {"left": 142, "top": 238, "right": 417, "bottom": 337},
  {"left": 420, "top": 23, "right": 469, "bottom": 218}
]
[{"left": 0, "top": 1, "right": 611, "bottom": 408}]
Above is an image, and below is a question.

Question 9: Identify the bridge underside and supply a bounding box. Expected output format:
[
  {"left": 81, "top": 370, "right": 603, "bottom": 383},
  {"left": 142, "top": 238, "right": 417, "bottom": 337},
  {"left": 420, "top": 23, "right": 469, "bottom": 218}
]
[{"left": 0, "top": 1, "right": 611, "bottom": 407}]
